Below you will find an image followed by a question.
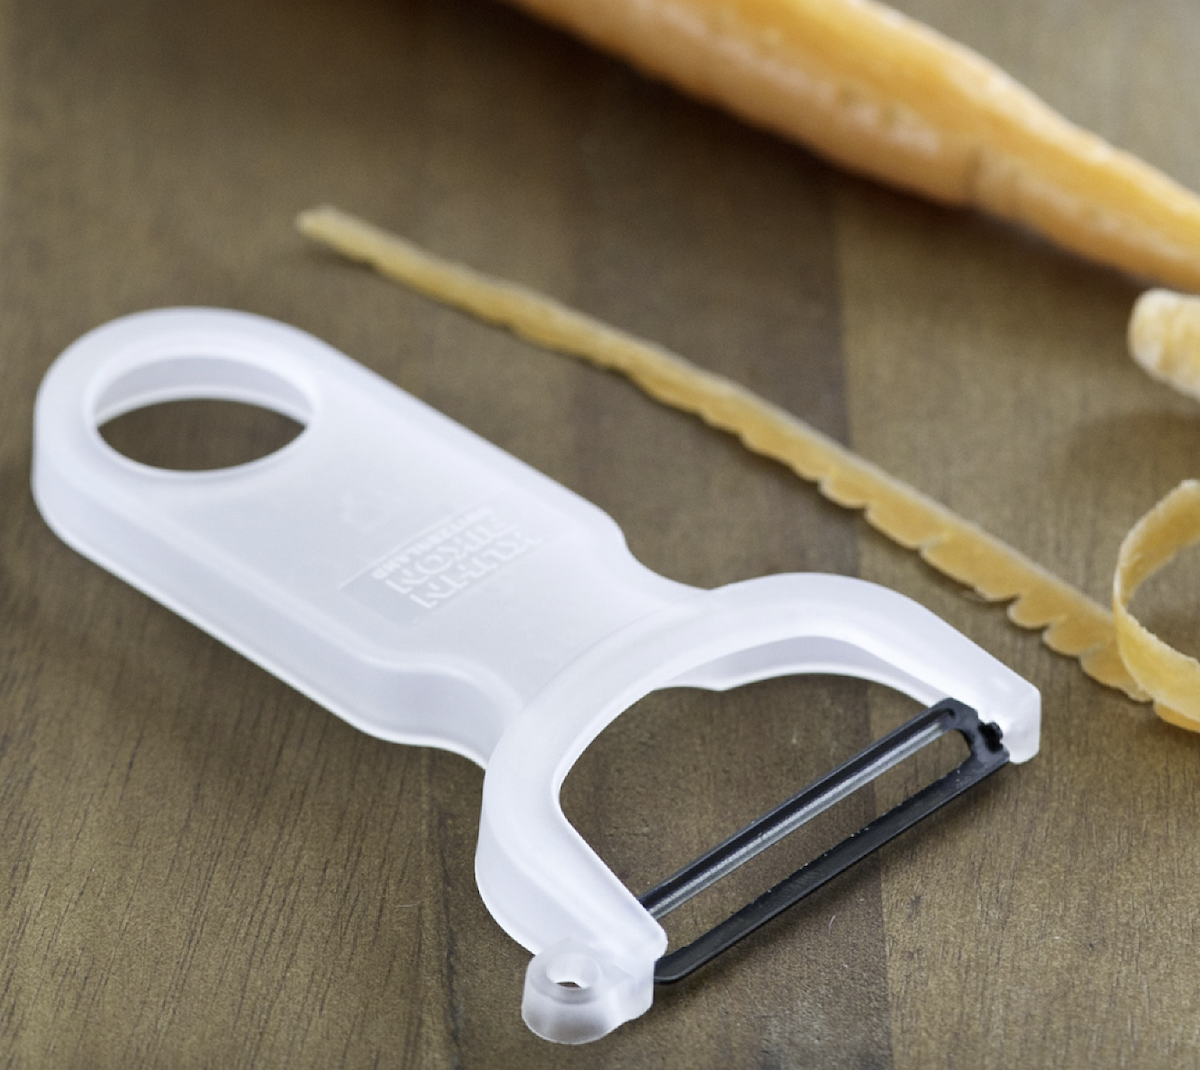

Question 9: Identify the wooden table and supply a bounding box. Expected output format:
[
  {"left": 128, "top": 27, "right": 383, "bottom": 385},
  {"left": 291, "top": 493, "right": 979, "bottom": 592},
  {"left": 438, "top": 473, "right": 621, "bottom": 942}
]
[{"left": 4, "top": 0, "right": 1200, "bottom": 1065}]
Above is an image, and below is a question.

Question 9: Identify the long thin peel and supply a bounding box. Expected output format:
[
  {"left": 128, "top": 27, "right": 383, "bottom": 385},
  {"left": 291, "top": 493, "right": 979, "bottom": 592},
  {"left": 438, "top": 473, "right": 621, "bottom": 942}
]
[{"left": 296, "top": 205, "right": 1148, "bottom": 702}]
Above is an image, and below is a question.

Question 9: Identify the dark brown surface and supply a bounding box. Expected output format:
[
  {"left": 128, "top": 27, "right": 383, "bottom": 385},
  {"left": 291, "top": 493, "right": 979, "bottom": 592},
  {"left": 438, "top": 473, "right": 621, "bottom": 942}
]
[{"left": 4, "top": 0, "right": 1200, "bottom": 1066}]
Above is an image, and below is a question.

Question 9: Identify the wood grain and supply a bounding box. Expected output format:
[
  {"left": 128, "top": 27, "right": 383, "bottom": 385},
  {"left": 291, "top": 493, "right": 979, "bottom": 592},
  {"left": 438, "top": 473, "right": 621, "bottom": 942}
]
[{"left": 1, "top": 0, "right": 1199, "bottom": 1066}]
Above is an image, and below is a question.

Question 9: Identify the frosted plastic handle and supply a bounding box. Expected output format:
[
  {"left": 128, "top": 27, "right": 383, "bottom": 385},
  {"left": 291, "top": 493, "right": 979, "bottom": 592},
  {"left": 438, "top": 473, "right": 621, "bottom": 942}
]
[
  {"left": 32, "top": 307, "right": 691, "bottom": 763},
  {"left": 31, "top": 309, "right": 1040, "bottom": 1043}
]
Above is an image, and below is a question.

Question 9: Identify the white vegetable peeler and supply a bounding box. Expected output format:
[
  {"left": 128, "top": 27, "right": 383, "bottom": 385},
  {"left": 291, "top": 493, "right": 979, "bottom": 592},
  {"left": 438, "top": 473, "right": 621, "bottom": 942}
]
[{"left": 32, "top": 308, "right": 1040, "bottom": 1044}]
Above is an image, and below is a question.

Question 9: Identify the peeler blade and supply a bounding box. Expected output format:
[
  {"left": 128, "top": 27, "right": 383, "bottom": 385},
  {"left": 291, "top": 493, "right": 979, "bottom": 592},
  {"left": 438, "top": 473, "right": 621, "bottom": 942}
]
[{"left": 640, "top": 698, "right": 1008, "bottom": 984}]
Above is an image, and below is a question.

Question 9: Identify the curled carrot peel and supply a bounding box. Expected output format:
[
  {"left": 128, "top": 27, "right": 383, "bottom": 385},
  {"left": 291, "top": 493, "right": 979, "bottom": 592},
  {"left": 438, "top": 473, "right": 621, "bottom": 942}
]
[
  {"left": 1119, "top": 293, "right": 1200, "bottom": 730},
  {"left": 297, "top": 205, "right": 1148, "bottom": 703},
  {"left": 1114, "top": 481, "right": 1200, "bottom": 730},
  {"left": 498, "top": 0, "right": 1200, "bottom": 293}
]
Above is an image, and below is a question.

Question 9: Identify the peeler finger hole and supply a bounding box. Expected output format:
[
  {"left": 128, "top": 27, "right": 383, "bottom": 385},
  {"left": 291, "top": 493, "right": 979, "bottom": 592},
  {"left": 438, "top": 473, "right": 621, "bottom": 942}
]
[
  {"left": 100, "top": 399, "right": 306, "bottom": 472},
  {"left": 93, "top": 355, "right": 313, "bottom": 472}
]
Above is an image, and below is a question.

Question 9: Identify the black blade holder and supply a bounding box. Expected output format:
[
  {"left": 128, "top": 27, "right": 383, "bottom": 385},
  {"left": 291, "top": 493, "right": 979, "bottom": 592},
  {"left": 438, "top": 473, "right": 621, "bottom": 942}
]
[{"left": 640, "top": 698, "right": 1008, "bottom": 984}]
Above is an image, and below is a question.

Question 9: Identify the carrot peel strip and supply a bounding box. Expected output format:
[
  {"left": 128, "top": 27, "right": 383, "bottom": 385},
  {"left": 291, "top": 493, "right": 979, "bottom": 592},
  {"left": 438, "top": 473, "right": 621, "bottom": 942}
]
[{"left": 296, "top": 205, "right": 1149, "bottom": 703}]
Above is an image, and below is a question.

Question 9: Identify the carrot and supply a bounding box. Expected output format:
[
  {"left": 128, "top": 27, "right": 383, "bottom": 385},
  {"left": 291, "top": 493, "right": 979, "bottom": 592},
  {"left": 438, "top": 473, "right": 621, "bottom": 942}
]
[{"left": 499, "top": 0, "right": 1200, "bottom": 293}]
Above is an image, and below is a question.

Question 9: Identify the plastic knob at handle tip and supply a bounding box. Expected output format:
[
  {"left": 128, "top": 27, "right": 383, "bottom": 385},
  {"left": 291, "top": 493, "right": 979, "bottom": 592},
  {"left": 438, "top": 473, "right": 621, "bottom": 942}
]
[{"left": 521, "top": 938, "right": 654, "bottom": 1044}]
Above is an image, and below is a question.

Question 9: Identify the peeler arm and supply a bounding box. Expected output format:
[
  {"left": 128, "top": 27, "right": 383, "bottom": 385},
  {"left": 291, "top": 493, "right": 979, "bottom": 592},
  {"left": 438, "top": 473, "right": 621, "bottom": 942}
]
[{"left": 475, "top": 572, "right": 1039, "bottom": 1043}]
